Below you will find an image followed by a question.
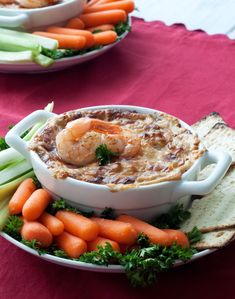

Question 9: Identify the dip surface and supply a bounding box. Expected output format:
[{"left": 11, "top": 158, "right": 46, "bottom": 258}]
[{"left": 29, "top": 109, "right": 204, "bottom": 188}]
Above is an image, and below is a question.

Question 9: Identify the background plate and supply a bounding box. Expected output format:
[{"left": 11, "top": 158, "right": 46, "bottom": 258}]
[
  {"left": 0, "top": 231, "right": 215, "bottom": 273},
  {"left": 0, "top": 28, "right": 129, "bottom": 74}
]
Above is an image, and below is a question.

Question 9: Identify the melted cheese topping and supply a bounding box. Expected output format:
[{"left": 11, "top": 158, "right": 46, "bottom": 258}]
[{"left": 30, "top": 109, "right": 204, "bottom": 189}]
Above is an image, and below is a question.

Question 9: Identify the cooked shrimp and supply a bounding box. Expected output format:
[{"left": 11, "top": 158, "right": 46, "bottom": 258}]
[
  {"left": 16, "top": 0, "right": 57, "bottom": 8},
  {"left": 0, "top": 0, "right": 15, "bottom": 4},
  {"left": 56, "top": 118, "right": 141, "bottom": 166}
]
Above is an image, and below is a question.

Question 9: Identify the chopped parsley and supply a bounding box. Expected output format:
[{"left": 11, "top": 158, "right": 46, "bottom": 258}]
[{"left": 95, "top": 144, "right": 119, "bottom": 166}]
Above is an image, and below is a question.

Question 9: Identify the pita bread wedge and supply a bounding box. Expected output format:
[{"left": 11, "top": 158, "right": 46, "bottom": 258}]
[
  {"left": 192, "top": 112, "right": 226, "bottom": 139},
  {"left": 181, "top": 167, "right": 235, "bottom": 233},
  {"left": 202, "top": 123, "right": 235, "bottom": 165},
  {"left": 193, "top": 229, "right": 235, "bottom": 250}
]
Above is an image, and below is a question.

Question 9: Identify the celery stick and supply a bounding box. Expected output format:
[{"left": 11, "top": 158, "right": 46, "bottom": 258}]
[
  {"left": 0, "top": 148, "right": 24, "bottom": 169},
  {"left": 0, "top": 170, "right": 34, "bottom": 201},
  {"left": 0, "top": 201, "right": 9, "bottom": 231},
  {"left": 0, "top": 28, "right": 58, "bottom": 50},
  {"left": 34, "top": 53, "right": 54, "bottom": 67},
  {"left": 0, "top": 196, "right": 10, "bottom": 211},
  {"left": 0, "top": 50, "right": 33, "bottom": 63},
  {"left": 0, "top": 101, "right": 54, "bottom": 169},
  {"left": 22, "top": 101, "right": 54, "bottom": 141},
  {"left": 0, "top": 33, "right": 41, "bottom": 54},
  {"left": 0, "top": 160, "right": 32, "bottom": 185}
]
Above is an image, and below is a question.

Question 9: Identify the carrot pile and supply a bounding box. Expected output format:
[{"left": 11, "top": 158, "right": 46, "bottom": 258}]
[
  {"left": 32, "top": 0, "right": 134, "bottom": 50},
  {"left": 7, "top": 178, "right": 190, "bottom": 259}
]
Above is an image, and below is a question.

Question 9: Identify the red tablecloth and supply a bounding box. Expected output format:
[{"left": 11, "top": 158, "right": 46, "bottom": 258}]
[{"left": 0, "top": 18, "right": 235, "bottom": 299}]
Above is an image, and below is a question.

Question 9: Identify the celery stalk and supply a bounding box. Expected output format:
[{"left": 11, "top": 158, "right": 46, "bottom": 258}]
[
  {"left": 0, "top": 200, "right": 9, "bottom": 231},
  {"left": 34, "top": 53, "right": 54, "bottom": 67},
  {"left": 0, "top": 102, "right": 54, "bottom": 168},
  {"left": 0, "top": 160, "right": 32, "bottom": 185},
  {"left": 22, "top": 102, "right": 54, "bottom": 141},
  {"left": 0, "top": 170, "right": 34, "bottom": 201},
  {"left": 0, "top": 50, "right": 34, "bottom": 63},
  {"left": 0, "top": 33, "right": 41, "bottom": 54},
  {"left": 0, "top": 28, "right": 58, "bottom": 50},
  {"left": 0, "top": 149, "right": 24, "bottom": 169},
  {"left": 0, "top": 196, "right": 10, "bottom": 211}
]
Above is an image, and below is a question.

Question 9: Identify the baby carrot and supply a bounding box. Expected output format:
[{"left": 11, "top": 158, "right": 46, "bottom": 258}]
[
  {"left": 87, "top": 236, "right": 120, "bottom": 252},
  {"left": 87, "top": 24, "right": 115, "bottom": 32},
  {"left": 117, "top": 215, "right": 171, "bottom": 247},
  {"left": 66, "top": 18, "right": 85, "bottom": 29},
  {"left": 162, "top": 229, "right": 189, "bottom": 248},
  {"left": 8, "top": 178, "right": 36, "bottom": 215},
  {"left": 46, "top": 27, "right": 95, "bottom": 48},
  {"left": 91, "top": 217, "right": 137, "bottom": 245},
  {"left": 93, "top": 30, "right": 117, "bottom": 45},
  {"left": 22, "top": 189, "right": 51, "bottom": 221},
  {"left": 33, "top": 32, "right": 86, "bottom": 50},
  {"left": 55, "top": 210, "right": 99, "bottom": 241},
  {"left": 96, "top": 0, "right": 121, "bottom": 4},
  {"left": 80, "top": 10, "right": 127, "bottom": 27},
  {"left": 38, "top": 212, "right": 64, "bottom": 236},
  {"left": 84, "top": 0, "right": 135, "bottom": 14},
  {"left": 55, "top": 231, "right": 87, "bottom": 258},
  {"left": 21, "top": 221, "right": 53, "bottom": 248}
]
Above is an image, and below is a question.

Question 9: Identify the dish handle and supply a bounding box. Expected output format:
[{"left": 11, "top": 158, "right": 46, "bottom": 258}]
[
  {"left": 174, "top": 150, "right": 232, "bottom": 199},
  {"left": 0, "top": 14, "right": 29, "bottom": 28},
  {"left": 5, "top": 110, "right": 56, "bottom": 162}
]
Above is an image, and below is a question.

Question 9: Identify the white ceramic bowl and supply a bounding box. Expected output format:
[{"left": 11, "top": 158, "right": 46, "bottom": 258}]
[
  {"left": 5, "top": 105, "right": 232, "bottom": 221},
  {"left": 0, "top": 0, "right": 86, "bottom": 30}
]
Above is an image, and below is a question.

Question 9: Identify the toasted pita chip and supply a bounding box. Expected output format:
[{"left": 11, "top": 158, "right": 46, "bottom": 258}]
[
  {"left": 192, "top": 112, "right": 226, "bottom": 139},
  {"left": 202, "top": 123, "right": 235, "bottom": 164},
  {"left": 181, "top": 168, "right": 235, "bottom": 233},
  {"left": 193, "top": 229, "right": 235, "bottom": 249}
]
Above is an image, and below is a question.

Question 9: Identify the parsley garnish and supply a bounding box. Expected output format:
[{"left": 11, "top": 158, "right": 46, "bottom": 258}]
[
  {"left": 187, "top": 227, "right": 202, "bottom": 245},
  {"left": 152, "top": 204, "right": 191, "bottom": 229},
  {"left": 100, "top": 207, "right": 116, "bottom": 220},
  {"left": 95, "top": 144, "right": 119, "bottom": 166},
  {"left": 3, "top": 215, "right": 23, "bottom": 240},
  {"left": 0, "top": 137, "right": 9, "bottom": 151},
  {"left": 79, "top": 243, "right": 121, "bottom": 266},
  {"left": 46, "top": 198, "right": 94, "bottom": 218},
  {"left": 21, "top": 239, "right": 47, "bottom": 255}
]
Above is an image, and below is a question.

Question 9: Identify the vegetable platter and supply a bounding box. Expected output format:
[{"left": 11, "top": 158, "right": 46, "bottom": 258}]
[
  {"left": 0, "top": 103, "right": 215, "bottom": 288},
  {"left": 0, "top": 0, "right": 133, "bottom": 73}
]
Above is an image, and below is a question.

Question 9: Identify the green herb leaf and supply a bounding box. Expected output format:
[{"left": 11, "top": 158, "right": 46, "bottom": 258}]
[
  {"left": 3, "top": 215, "right": 23, "bottom": 240},
  {"left": 46, "top": 198, "right": 94, "bottom": 217},
  {"left": 152, "top": 204, "right": 191, "bottom": 229},
  {"left": 187, "top": 226, "right": 202, "bottom": 245},
  {"left": 115, "top": 21, "right": 131, "bottom": 36},
  {"left": 137, "top": 233, "right": 150, "bottom": 248},
  {"left": 53, "top": 250, "right": 69, "bottom": 259},
  {"left": 100, "top": 207, "right": 116, "bottom": 220},
  {"left": 79, "top": 243, "right": 122, "bottom": 266},
  {"left": 95, "top": 144, "right": 119, "bottom": 166},
  {"left": 121, "top": 243, "right": 196, "bottom": 287},
  {"left": 21, "top": 239, "right": 47, "bottom": 255},
  {"left": 92, "top": 29, "right": 103, "bottom": 34},
  {"left": 0, "top": 137, "right": 9, "bottom": 151}
]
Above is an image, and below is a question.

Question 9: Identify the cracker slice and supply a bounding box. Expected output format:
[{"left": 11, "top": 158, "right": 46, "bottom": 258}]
[
  {"left": 192, "top": 112, "right": 226, "bottom": 139},
  {"left": 193, "top": 229, "right": 235, "bottom": 249},
  {"left": 202, "top": 123, "right": 235, "bottom": 164},
  {"left": 180, "top": 168, "right": 235, "bottom": 233}
]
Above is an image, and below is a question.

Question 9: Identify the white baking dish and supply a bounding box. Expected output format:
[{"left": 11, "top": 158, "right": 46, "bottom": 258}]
[
  {"left": 0, "top": 0, "right": 86, "bottom": 30},
  {"left": 5, "top": 105, "right": 232, "bottom": 221}
]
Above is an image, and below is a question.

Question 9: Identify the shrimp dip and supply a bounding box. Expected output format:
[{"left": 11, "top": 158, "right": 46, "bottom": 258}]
[{"left": 29, "top": 109, "right": 204, "bottom": 188}]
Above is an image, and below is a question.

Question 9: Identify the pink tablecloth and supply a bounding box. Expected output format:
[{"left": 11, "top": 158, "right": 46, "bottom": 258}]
[{"left": 0, "top": 18, "right": 235, "bottom": 299}]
